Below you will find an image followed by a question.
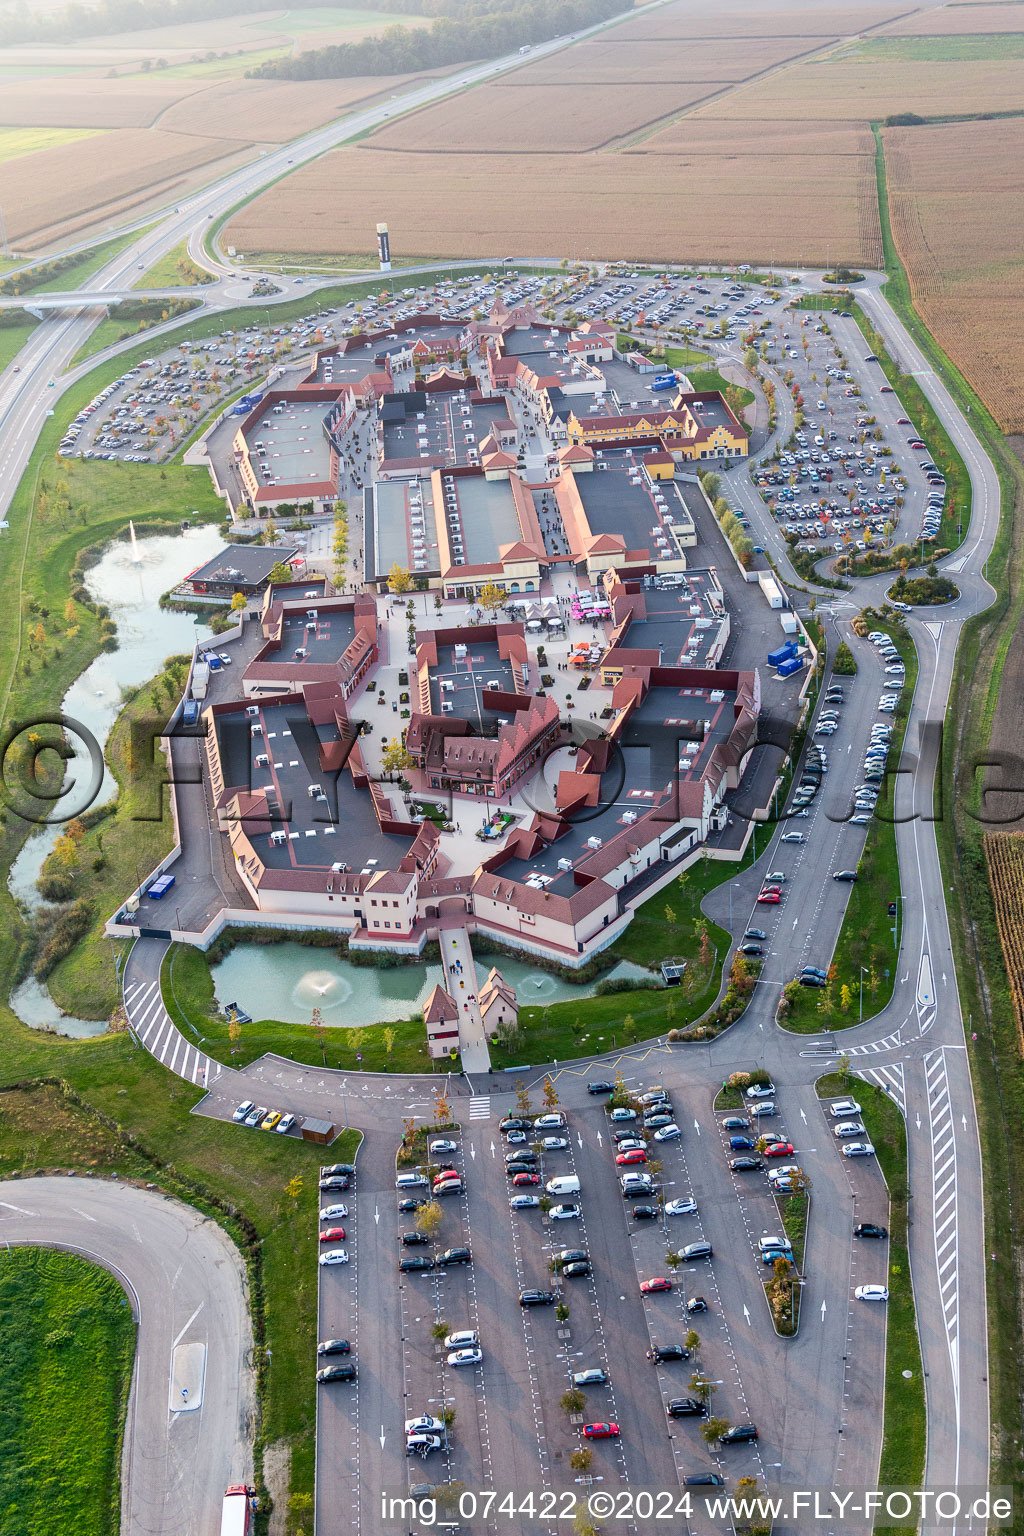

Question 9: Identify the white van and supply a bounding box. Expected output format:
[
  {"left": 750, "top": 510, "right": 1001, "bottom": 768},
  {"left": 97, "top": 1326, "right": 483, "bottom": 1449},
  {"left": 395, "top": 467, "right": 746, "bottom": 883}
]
[
  {"left": 396, "top": 1172, "right": 429, "bottom": 1189},
  {"left": 546, "top": 1175, "right": 581, "bottom": 1197}
]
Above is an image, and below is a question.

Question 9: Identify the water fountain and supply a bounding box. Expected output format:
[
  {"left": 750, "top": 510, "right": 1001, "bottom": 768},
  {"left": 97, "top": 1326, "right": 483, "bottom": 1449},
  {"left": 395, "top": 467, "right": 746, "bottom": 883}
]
[{"left": 129, "top": 519, "right": 141, "bottom": 563}]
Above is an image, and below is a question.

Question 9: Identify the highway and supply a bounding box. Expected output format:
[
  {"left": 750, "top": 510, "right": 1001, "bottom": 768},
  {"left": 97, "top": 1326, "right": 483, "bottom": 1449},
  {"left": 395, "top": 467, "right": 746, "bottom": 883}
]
[{"left": 0, "top": 1177, "right": 254, "bottom": 1536}]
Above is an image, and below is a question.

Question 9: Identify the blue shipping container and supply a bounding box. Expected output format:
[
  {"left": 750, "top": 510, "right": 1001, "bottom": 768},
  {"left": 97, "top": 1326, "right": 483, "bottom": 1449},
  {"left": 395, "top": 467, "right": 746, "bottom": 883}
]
[
  {"left": 766, "top": 643, "right": 797, "bottom": 668},
  {"left": 182, "top": 700, "right": 199, "bottom": 725},
  {"left": 148, "top": 874, "right": 176, "bottom": 899},
  {"left": 651, "top": 374, "right": 677, "bottom": 391},
  {"left": 777, "top": 656, "right": 804, "bottom": 677}
]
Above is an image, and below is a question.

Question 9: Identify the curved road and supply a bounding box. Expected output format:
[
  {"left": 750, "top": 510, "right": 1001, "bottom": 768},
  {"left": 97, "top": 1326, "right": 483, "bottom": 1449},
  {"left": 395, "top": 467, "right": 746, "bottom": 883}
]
[{"left": 0, "top": 1177, "right": 254, "bottom": 1536}]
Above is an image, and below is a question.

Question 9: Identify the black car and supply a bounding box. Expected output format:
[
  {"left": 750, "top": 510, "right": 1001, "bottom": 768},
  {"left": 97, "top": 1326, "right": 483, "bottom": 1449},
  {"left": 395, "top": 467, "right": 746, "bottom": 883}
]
[
  {"left": 564, "top": 1261, "right": 591, "bottom": 1278},
  {"left": 740, "top": 944, "right": 763, "bottom": 957},
  {"left": 506, "top": 1161, "right": 536, "bottom": 1177},
  {"left": 322, "top": 1163, "right": 355, "bottom": 1177},
  {"left": 684, "top": 1474, "right": 725, "bottom": 1488},
  {"left": 667, "top": 1398, "right": 707, "bottom": 1418},
  {"left": 800, "top": 974, "right": 827, "bottom": 988},
  {"left": 401, "top": 1231, "right": 429, "bottom": 1246},
  {"left": 317, "top": 1363, "right": 357, "bottom": 1383},
  {"left": 555, "top": 1249, "right": 588, "bottom": 1267},
  {"left": 646, "top": 1345, "right": 689, "bottom": 1363},
  {"left": 438, "top": 1247, "right": 472, "bottom": 1266},
  {"left": 744, "top": 928, "right": 766, "bottom": 941},
  {"left": 730, "top": 1156, "right": 764, "bottom": 1172},
  {"left": 319, "top": 1175, "right": 349, "bottom": 1191},
  {"left": 504, "top": 1150, "right": 537, "bottom": 1165},
  {"left": 397, "top": 1197, "right": 426, "bottom": 1212},
  {"left": 587, "top": 1081, "right": 614, "bottom": 1095},
  {"left": 686, "top": 1297, "right": 708, "bottom": 1314},
  {"left": 317, "top": 1339, "right": 351, "bottom": 1356},
  {"left": 854, "top": 1222, "right": 888, "bottom": 1240},
  {"left": 500, "top": 1117, "right": 529, "bottom": 1132},
  {"left": 519, "top": 1289, "right": 556, "bottom": 1307},
  {"left": 719, "top": 1424, "right": 758, "bottom": 1445},
  {"left": 613, "top": 1129, "right": 642, "bottom": 1144},
  {"left": 400, "top": 1256, "right": 435, "bottom": 1272},
  {"left": 632, "top": 1204, "right": 659, "bottom": 1221}
]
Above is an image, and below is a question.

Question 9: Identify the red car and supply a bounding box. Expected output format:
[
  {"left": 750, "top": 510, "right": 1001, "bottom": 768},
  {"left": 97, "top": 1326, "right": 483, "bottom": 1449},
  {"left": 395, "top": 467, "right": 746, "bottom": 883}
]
[
  {"left": 582, "top": 1422, "right": 620, "bottom": 1439},
  {"left": 640, "top": 1277, "right": 672, "bottom": 1294},
  {"left": 616, "top": 1148, "right": 648, "bottom": 1166},
  {"left": 757, "top": 892, "right": 781, "bottom": 904},
  {"left": 896, "top": 417, "right": 911, "bottom": 425},
  {"left": 319, "top": 1226, "right": 346, "bottom": 1242},
  {"left": 763, "top": 1142, "right": 794, "bottom": 1158},
  {"left": 880, "top": 385, "right": 894, "bottom": 393},
  {"left": 513, "top": 1172, "right": 541, "bottom": 1186}
]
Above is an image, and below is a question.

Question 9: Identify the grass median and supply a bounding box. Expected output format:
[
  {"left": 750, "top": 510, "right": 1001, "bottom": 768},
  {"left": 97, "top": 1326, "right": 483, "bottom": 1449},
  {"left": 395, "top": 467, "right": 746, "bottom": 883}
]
[
  {"left": 779, "top": 620, "right": 916, "bottom": 1033},
  {"left": 0, "top": 1246, "right": 136, "bottom": 1536},
  {"left": 817, "top": 1072, "right": 923, "bottom": 1531}
]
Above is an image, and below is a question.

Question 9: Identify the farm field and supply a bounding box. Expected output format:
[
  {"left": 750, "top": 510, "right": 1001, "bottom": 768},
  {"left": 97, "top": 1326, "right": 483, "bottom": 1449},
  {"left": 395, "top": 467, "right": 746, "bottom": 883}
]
[
  {"left": 984, "top": 832, "right": 1024, "bottom": 1051},
  {"left": 0, "top": 124, "right": 100, "bottom": 160},
  {"left": 226, "top": 141, "right": 882, "bottom": 266},
  {"left": 879, "top": 1, "right": 1024, "bottom": 33},
  {"left": 513, "top": 33, "right": 829, "bottom": 82},
  {"left": 631, "top": 116, "right": 874, "bottom": 157},
  {"left": 884, "top": 116, "right": 1024, "bottom": 432},
  {"left": 367, "top": 79, "right": 733, "bottom": 153},
  {"left": 692, "top": 50, "right": 1024, "bottom": 117},
  {"left": 610, "top": 0, "right": 909, "bottom": 39},
  {"left": 153, "top": 75, "right": 423, "bottom": 141}
]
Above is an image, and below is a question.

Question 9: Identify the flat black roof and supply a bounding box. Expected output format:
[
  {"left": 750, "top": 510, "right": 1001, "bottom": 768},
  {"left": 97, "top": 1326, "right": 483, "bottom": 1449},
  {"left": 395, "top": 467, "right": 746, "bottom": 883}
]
[
  {"left": 190, "top": 544, "right": 299, "bottom": 588},
  {"left": 428, "top": 640, "right": 516, "bottom": 726},
  {"left": 277, "top": 609, "right": 356, "bottom": 666}
]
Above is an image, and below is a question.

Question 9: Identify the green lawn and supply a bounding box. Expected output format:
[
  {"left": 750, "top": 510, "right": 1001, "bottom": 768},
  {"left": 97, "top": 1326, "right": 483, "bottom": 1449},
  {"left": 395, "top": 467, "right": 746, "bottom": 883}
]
[
  {"left": 133, "top": 240, "right": 215, "bottom": 290},
  {"left": 0, "top": 228, "right": 155, "bottom": 298},
  {"left": 816, "top": 1073, "right": 923, "bottom": 1529},
  {"left": 0, "top": 1247, "right": 135, "bottom": 1536},
  {"left": 861, "top": 34, "right": 1024, "bottom": 63},
  {"left": 780, "top": 621, "right": 917, "bottom": 1032},
  {"left": 71, "top": 298, "right": 203, "bottom": 366},
  {"left": 0, "top": 316, "right": 39, "bottom": 373}
]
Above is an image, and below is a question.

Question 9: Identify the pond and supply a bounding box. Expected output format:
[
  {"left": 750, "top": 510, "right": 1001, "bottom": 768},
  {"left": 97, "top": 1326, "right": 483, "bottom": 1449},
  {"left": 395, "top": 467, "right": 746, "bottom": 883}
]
[
  {"left": 7, "top": 522, "right": 223, "bottom": 1035},
  {"left": 210, "top": 942, "right": 653, "bottom": 1029}
]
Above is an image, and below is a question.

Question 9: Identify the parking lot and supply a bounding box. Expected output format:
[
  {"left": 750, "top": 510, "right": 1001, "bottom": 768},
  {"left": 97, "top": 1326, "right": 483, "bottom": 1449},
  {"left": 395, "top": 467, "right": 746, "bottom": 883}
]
[{"left": 300, "top": 1054, "right": 892, "bottom": 1536}]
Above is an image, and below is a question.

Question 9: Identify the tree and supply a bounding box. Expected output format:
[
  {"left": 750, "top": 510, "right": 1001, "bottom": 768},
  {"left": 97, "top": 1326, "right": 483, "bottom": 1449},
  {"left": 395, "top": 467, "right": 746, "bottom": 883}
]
[
  {"left": 268, "top": 561, "right": 293, "bottom": 584},
  {"left": 514, "top": 1081, "right": 532, "bottom": 1117},
  {"left": 387, "top": 562, "right": 412, "bottom": 595},
  {"left": 284, "top": 1174, "right": 303, "bottom": 1208},
  {"left": 555, "top": 1300, "right": 570, "bottom": 1324},
  {"left": 478, "top": 580, "right": 505, "bottom": 615},
  {"left": 414, "top": 1200, "right": 443, "bottom": 1238},
  {"left": 702, "top": 1417, "right": 730, "bottom": 1444},
  {"left": 430, "top": 1319, "right": 450, "bottom": 1341},
  {"left": 684, "top": 1328, "right": 702, "bottom": 1357},
  {"left": 569, "top": 1448, "right": 593, "bottom": 1474},
  {"left": 560, "top": 1388, "right": 585, "bottom": 1416},
  {"left": 230, "top": 592, "right": 247, "bottom": 611},
  {"left": 381, "top": 737, "right": 415, "bottom": 776},
  {"left": 542, "top": 1075, "right": 560, "bottom": 1110},
  {"left": 227, "top": 1017, "right": 241, "bottom": 1055},
  {"left": 288, "top": 1492, "right": 314, "bottom": 1535},
  {"left": 382, "top": 1025, "right": 396, "bottom": 1064},
  {"left": 839, "top": 983, "right": 853, "bottom": 1013},
  {"left": 433, "top": 1086, "right": 452, "bottom": 1127},
  {"left": 664, "top": 904, "right": 676, "bottom": 927}
]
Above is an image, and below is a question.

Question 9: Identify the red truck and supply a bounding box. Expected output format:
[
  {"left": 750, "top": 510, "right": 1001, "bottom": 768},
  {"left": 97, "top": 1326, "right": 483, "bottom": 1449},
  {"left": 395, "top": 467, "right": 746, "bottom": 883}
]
[{"left": 221, "top": 1486, "right": 255, "bottom": 1536}]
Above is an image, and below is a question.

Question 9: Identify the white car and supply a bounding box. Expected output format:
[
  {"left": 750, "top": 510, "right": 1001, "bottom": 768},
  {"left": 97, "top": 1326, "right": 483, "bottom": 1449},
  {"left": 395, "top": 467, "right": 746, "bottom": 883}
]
[
  {"left": 407, "top": 1434, "right": 443, "bottom": 1457},
  {"left": 429, "top": 1139, "right": 458, "bottom": 1154},
  {"left": 855, "top": 1284, "right": 889, "bottom": 1302},
  {"left": 444, "top": 1330, "right": 479, "bottom": 1350},
  {"left": 750, "top": 1101, "right": 777, "bottom": 1117},
  {"left": 534, "top": 1113, "right": 565, "bottom": 1129},
  {"left": 665, "top": 1198, "right": 698, "bottom": 1216},
  {"left": 780, "top": 832, "right": 804, "bottom": 844},
  {"left": 833, "top": 1121, "right": 866, "bottom": 1138},
  {"left": 510, "top": 1194, "right": 540, "bottom": 1209},
  {"left": 746, "top": 1082, "right": 776, "bottom": 1099},
  {"left": 319, "top": 1249, "right": 349, "bottom": 1266},
  {"left": 653, "top": 1124, "right": 681, "bottom": 1142},
  {"left": 319, "top": 1204, "right": 348, "bottom": 1221},
  {"left": 218, "top": 653, "right": 233, "bottom": 666},
  {"left": 447, "top": 1347, "right": 483, "bottom": 1368},
  {"left": 549, "top": 1204, "right": 581, "bottom": 1220},
  {"left": 541, "top": 1136, "right": 569, "bottom": 1150},
  {"left": 406, "top": 1415, "right": 444, "bottom": 1435},
  {"left": 842, "top": 1141, "right": 876, "bottom": 1158},
  {"left": 850, "top": 813, "right": 873, "bottom": 825},
  {"left": 829, "top": 1099, "right": 862, "bottom": 1118},
  {"left": 275, "top": 1113, "right": 296, "bottom": 1135}
]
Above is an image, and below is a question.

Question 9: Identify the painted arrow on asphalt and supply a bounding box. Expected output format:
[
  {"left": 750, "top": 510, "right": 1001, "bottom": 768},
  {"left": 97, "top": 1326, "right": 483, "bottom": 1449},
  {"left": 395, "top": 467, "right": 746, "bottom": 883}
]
[
  {"left": 800, "top": 1108, "right": 807, "bottom": 1124},
  {"left": 469, "top": 1145, "right": 476, "bottom": 1161},
  {"left": 379, "top": 1426, "right": 386, "bottom": 1449},
  {"left": 490, "top": 1141, "right": 495, "bottom": 1158},
  {"left": 374, "top": 1206, "right": 380, "bottom": 1225},
  {"left": 742, "top": 1305, "right": 751, "bottom": 1325},
  {"left": 916, "top": 1113, "right": 922, "bottom": 1130},
  {"left": 596, "top": 1131, "right": 603, "bottom": 1145},
  {"left": 942, "top": 973, "right": 947, "bottom": 985},
  {"left": 577, "top": 1132, "right": 583, "bottom": 1149},
  {"left": 693, "top": 1120, "right": 701, "bottom": 1136},
  {"left": 821, "top": 1300, "right": 827, "bottom": 1321},
  {"left": 962, "top": 1114, "right": 968, "bottom": 1130}
]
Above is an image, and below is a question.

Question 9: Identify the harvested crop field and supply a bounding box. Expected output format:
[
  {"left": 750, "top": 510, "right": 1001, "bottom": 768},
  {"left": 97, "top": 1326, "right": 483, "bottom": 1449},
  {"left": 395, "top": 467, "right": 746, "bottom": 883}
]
[
  {"left": 695, "top": 51, "right": 1024, "bottom": 117},
  {"left": 984, "top": 833, "right": 1024, "bottom": 1049},
  {"left": 226, "top": 142, "right": 882, "bottom": 266},
  {"left": 367, "top": 80, "right": 731, "bottom": 153},
  {"left": 514, "top": 34, "right": 827, "bottom": 83},
  {"left": 632, "top": 116, "right": 874, "bottom": 156},
  {"left": 884, "top": 117, "right": 1024, "bottom": 433},
  {"left": 2, "top": 128, "right": 244, "bottom": 246},
  {"left": 879, "top": 1, "right": 1024, "bottom": 32},
  {"left": 0, "top": 76, "right": 199, "bottom": 128},
  {"left": 0, "top": 125, "right": 102, "bottom": 161},
  {"left": 609, "top": 0, "right": 909, "bottom": 39},
  {"left": 154, "top": 75, "right": 423, "bottom": 141}
]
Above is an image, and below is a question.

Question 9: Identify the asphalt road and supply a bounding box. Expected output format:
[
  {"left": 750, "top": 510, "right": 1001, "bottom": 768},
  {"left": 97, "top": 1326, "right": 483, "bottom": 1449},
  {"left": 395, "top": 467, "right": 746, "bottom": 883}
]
[{"left": 0, "top": 1177, "right": 254, "bottom": 1536}]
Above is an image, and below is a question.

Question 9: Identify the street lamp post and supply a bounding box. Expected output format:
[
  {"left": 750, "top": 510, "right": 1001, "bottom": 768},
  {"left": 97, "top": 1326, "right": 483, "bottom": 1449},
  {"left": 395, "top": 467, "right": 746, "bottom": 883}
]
[{"left": 859, "top": 965, "right": 869, "bottom": 1020}]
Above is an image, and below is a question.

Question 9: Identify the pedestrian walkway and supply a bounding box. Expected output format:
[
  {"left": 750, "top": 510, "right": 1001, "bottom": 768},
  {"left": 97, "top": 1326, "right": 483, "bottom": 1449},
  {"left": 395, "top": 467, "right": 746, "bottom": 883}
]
[
  {"left": 440, "top": 924, "right": 492, "bottom": 1073},
  {"left": 469, "top": 1096, "right": 491, "bottom": 1120},
  {"left": 123, "top": 975, "right": 222, "bottom": 1089}
]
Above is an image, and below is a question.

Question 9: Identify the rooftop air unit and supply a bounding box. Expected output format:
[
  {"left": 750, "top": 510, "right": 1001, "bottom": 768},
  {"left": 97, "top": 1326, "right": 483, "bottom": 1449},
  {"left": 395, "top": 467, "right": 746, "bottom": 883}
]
[
  {"left": 332, "top": 861, "right": 349, "bottom": 873},
  {"left": 454, "top": 644, "right": 467, "bottom": 659},
  {"left": 441, "top": 701, "right": 454, "bottom": 713},
  {"left": 622, "top": 810, "right": 638, "bottom": 824},
  {"left": 250, "top": 723, "right": 263, "bottom": 737},
  {"left": 255, "top": 753, "right": 269, "bottom": 767},
  {"left": 710, "top": 689, "right": 725, "bottom": 703},
  {"left": 586, "top": 836, "right": 603, "bottom": 850},
  {"left": 269, "top": 830, "right": 287, "bottom": 845},
  {"left": 308, "top": 783, "right": 324, "bottom": 798},
  {"left": 246, "top": 705, "right": 259, "bottom": 717}
]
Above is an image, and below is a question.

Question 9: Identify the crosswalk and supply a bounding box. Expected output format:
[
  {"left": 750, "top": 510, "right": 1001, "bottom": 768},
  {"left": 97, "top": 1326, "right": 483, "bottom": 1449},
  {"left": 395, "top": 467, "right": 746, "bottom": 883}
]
[
  {"left": 124, "top": 977, "right": 221, "bottom": 1089},
  {"left": 854, "top": 1061, "right": 905, "bottom": 1114},
  {"left": 925, "top": 1048, "right": 960, "bottom": 1396},
  {"left": 468, "top": 1096, "right": 491, "bottom": 1121}
]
